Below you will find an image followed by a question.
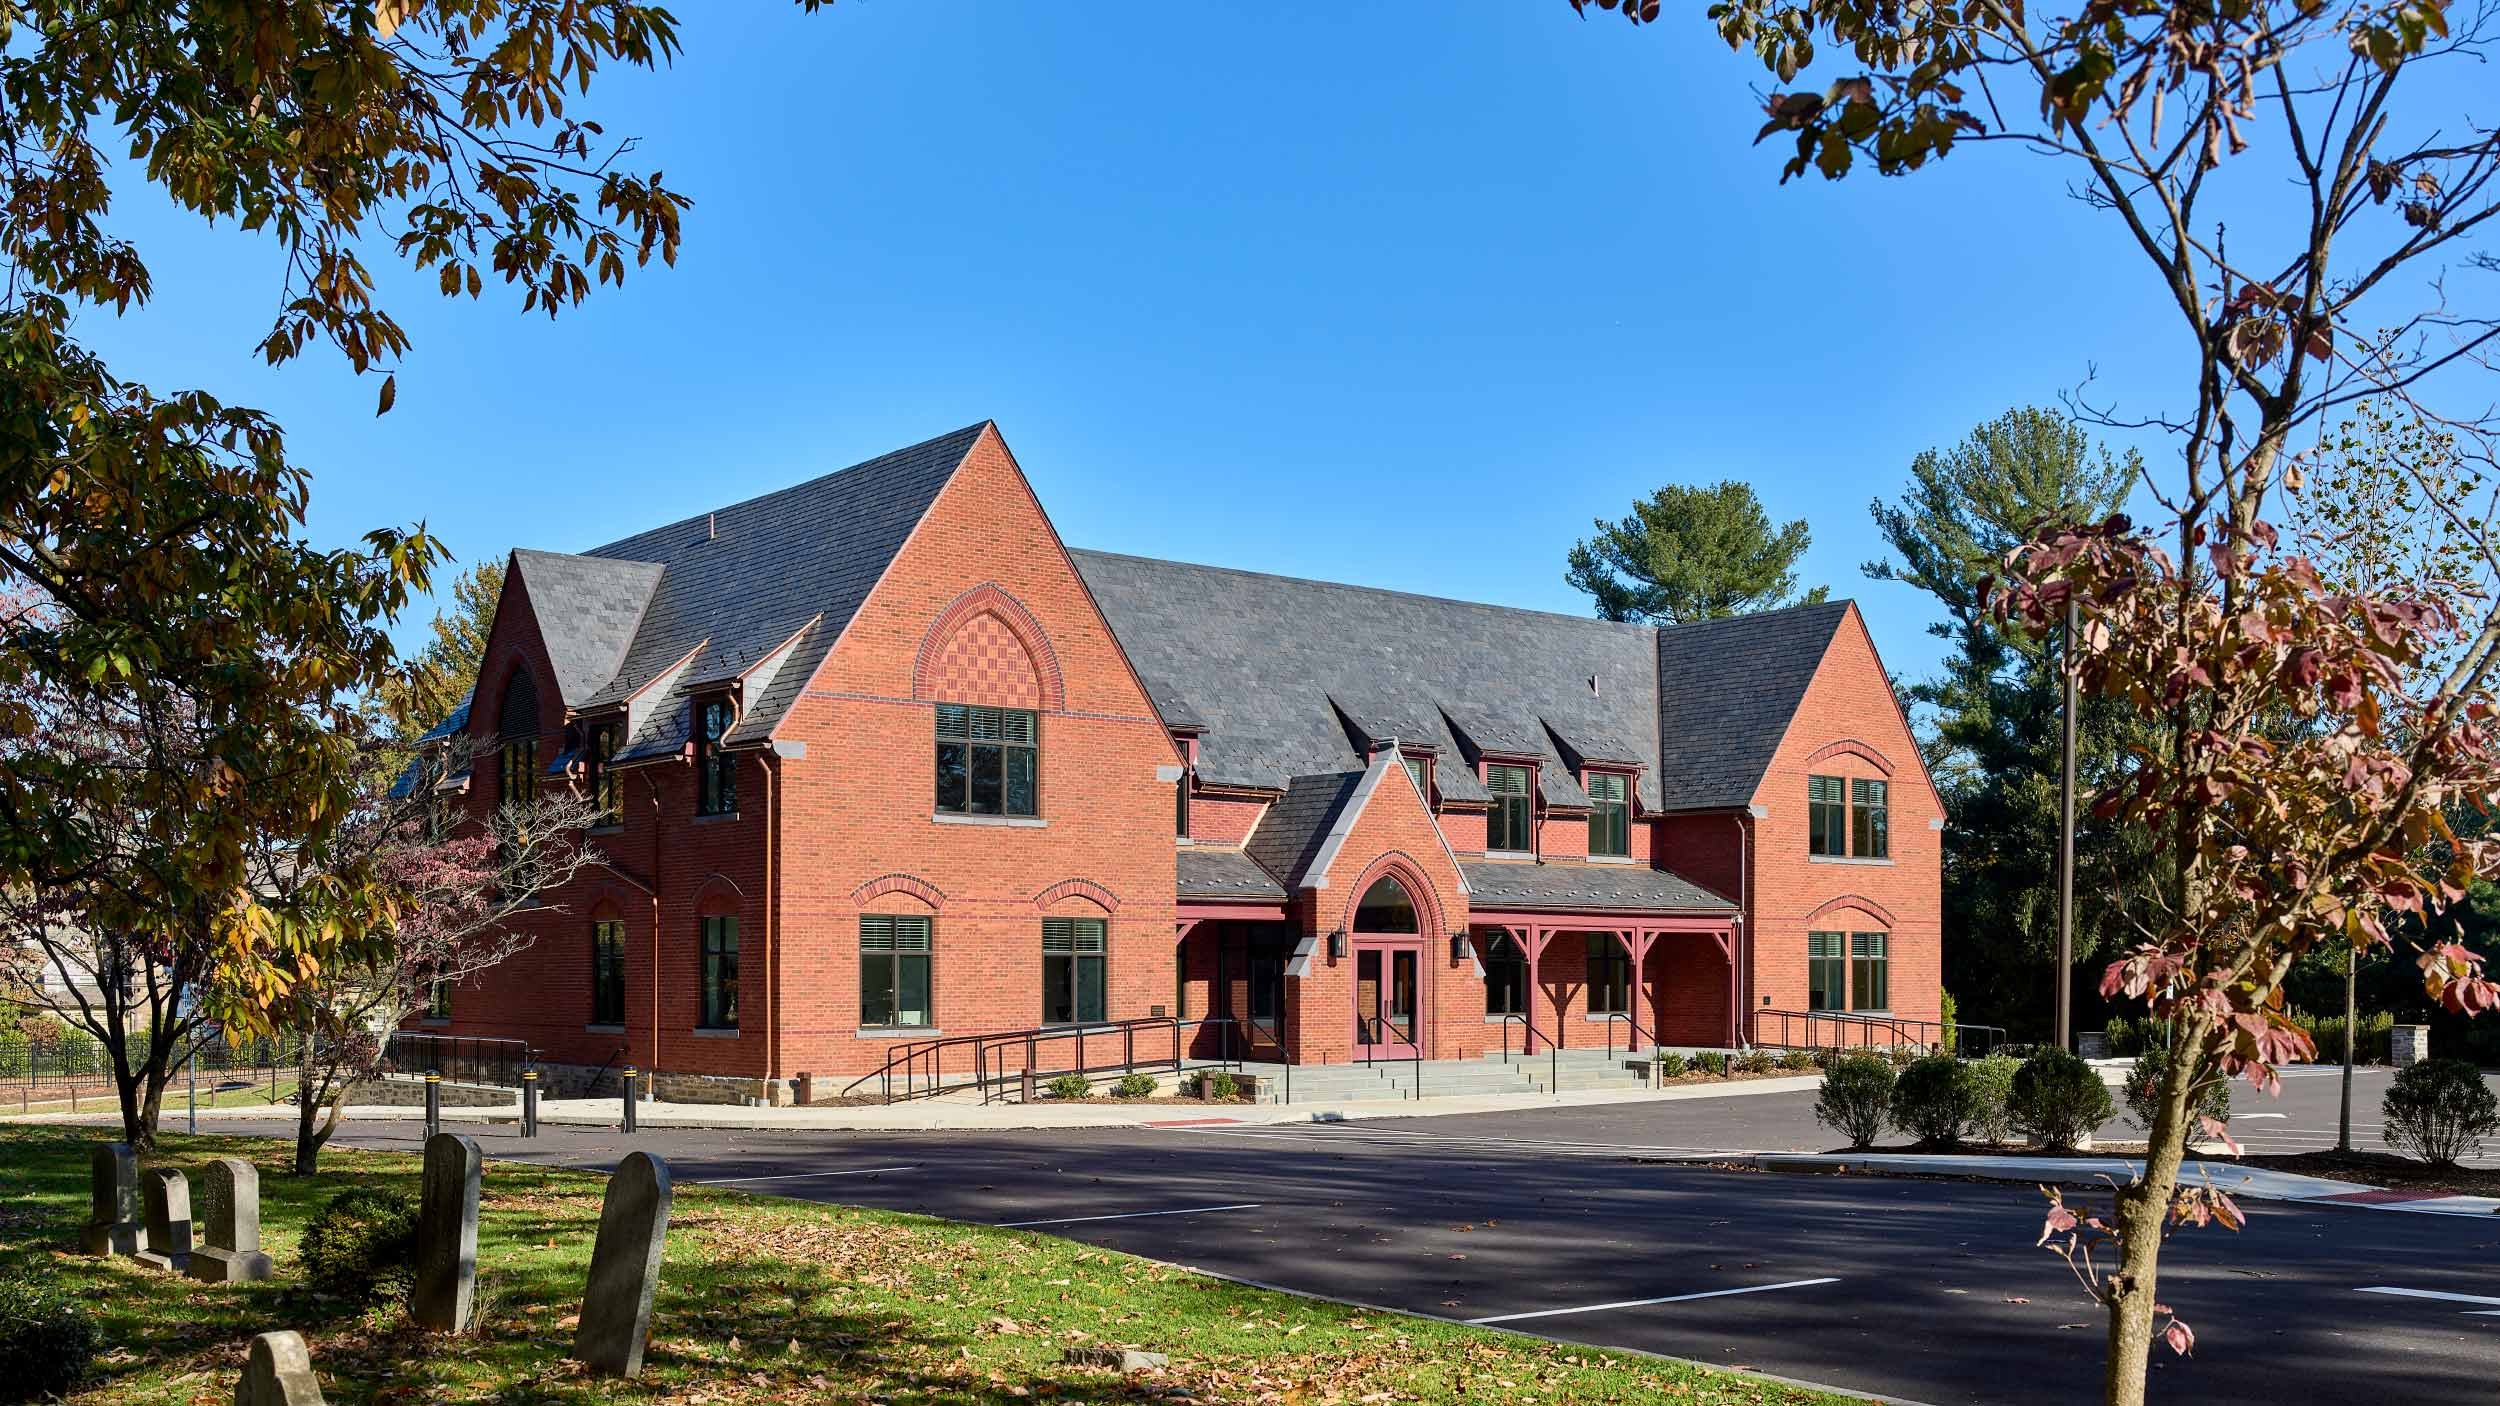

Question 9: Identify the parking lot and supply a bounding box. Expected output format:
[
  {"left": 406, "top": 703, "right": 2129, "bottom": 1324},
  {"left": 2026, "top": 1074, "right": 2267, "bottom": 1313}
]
[{"left": 200, "top": 1066, "right": 2500, "bottom": 1405}]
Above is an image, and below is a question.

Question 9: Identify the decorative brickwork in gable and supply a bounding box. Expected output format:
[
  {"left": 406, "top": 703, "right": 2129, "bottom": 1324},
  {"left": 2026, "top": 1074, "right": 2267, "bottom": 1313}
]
[{"left": 914, "top": 584, "right": 1063, "bottom": 711}]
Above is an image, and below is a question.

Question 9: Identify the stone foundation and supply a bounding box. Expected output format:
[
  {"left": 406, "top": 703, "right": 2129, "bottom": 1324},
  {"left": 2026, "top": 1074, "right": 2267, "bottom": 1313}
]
[
  {"left": 346, "top": 1076, "right": 515, "bottom": 1109},
  {"left": 523, "top": 1060, "right": 781, "bottom": 1107}
]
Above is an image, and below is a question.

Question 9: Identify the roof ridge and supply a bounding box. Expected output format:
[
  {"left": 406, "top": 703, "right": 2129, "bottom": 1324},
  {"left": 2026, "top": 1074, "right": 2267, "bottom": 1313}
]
[
  {"left": 1069, "top": 547, "right": 1660, "bottom": 637},
  {"left": 586, "top": 420, "right": 990, "bottom": 561},
  {"left": 1652, "top": 597, "right": 1855, "bottom": 636}
]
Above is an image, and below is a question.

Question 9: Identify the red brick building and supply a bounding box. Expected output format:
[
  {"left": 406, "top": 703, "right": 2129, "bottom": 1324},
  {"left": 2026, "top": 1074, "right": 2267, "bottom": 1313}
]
[{"left": 413, "top": 423, "right": 1940, "bottom": 1102}]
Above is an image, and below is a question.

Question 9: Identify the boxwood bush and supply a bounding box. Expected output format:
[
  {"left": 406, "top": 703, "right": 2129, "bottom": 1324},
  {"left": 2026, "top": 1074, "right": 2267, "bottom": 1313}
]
[
  {"left": 2008, "top": 1048, "right": 2116, "bottom": 1151},
  {"left": 301, "top": 1186, "right": 419, "bottom": 1302},
  {"left": 0, "top": 1269, "right": 99, "bottom": 1401},
  {"left": 2122, "top": 1049, "right": 2232, "bottom": 1133},
  {"left": 1964, "top": 1053, "right": 2021, "bottom": 1145},
  {"left": 1888, "top": 1054, "right": 1975, "bottom": 1148},
  {"left": 1654, "top": 1051, "right": 1688, "bottom": 1078},
  {"left": 2382, "top": 1058, "right": 2500, "bottom": 1167},
  {"left": 1693, "top": 1051, "right": 1730, "bottom": 1076},
  {"left": 1045, "top": 1073, "right": 1092, "bottom": 1100},
  {"left": 1195, "top": 1070, "right": 1240, "bottom": 1101},
  {"left": 1815, "top": 1052, "right": 1896, "bottom": 1149},
  {"left": 1112, "top": 1073, "right": 1157, "bottom": 1099}
]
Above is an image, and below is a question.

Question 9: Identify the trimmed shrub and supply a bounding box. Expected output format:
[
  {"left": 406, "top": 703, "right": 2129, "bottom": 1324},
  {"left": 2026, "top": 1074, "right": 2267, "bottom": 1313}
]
[
  {"left": 1046, "top": 1073, "right": 1092, "bottom": 1101},
  {"left": 1964, "top": 1054, "right": 2021, "bottom": 1145},
  {"left": 1815, "top": 1053, "right": 1896, "bottom": 1149},
  {"left": 1654, "top": 1051, "right": 1688, "bottom": 1078},
  {"left": 1693, "top": 1051, "right": 1731, "bottom": 1076},
  {"left": 2008, "top": 1048, "right": 2117, "bottom": 1151},
  {"left": 2382, "top": 1058, "right": 2500, "bottom": 1167},
  {"left": 2122, "top": 1049, "right": 2231, "bottom": 1133},
  {"left": 1939, "top": 990, "right": 1960, "bottom": 1056},
  {"left": 1888, "top": 1054, "right": 1975, "bottom": 1148},
  {"left": 1734, "top": 1049, "right": 1775, "bottom": 1075},
  {"left": 301, "top": 1186, "right": 419, "bottom": 1301},
  {"left": 0, "top": 1269, "right": 99, "bottom": 1401},
  {"left": 1195, "top": 1070, "right": 1240, "bottom": 1101},
  {"left": 1112, "top": 1073, "right": 1157, "bottom": 1099},
  {"left": 2103, "top": 1016, "right": 2140, "bottom": 1058},
  {"left": 1779, "top": 1050, "right": 1818, "bottom": 1072}
]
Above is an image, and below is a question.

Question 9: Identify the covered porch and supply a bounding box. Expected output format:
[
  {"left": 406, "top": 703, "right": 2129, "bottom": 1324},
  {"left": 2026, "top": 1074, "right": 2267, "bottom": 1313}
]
[{"left": 1463, "top": 860, "right": 1741, "bottom": 1055}]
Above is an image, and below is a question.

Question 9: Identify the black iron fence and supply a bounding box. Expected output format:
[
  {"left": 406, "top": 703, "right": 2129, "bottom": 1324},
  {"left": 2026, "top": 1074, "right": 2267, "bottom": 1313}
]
[
  {"left": 380, "top": 1032, "right": 535, "bottom": 1088},
  {"left": 0, "top": 1027, "right": 304, "bottom": 1088}
]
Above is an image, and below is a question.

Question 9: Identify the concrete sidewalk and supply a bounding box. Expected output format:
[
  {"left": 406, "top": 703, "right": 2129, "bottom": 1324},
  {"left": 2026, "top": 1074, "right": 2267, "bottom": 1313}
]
[
  {"left": 4, "top": 1072, "right": 1823, "bottom": 1133},
  {"left": 1755, "top": 1151, "right": 2500, "bottom": 1217}
]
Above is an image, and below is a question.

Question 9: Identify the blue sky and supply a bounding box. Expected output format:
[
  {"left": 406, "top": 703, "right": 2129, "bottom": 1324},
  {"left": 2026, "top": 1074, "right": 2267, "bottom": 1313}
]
[{"left": 78, "top": 4, "right": 2216, "bottom": 686}]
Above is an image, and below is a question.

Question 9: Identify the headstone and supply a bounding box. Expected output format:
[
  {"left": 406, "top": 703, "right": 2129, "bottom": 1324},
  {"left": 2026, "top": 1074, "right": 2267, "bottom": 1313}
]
[
  {"left": 1061, "top": 1346, "right": 1170, "bottom": 1373},
  {"left": 571, "top": 1151, "right": 674, "bottom": 1377},
  {"left": 411, "top": 1132, "right": 482, "bottom": 1333},
  {"left": 2076, "top": 1031, "right": 2111, "bottom": 1060},
  {"left": 234, "top": 1330, "right": 327, "bottom": 1406},
  {"left": 2392, "top": 1024, "right": 2433, "bottom": 1066},
  {"left": 79, "top": 1142, "right": 141, "bottom": 1256},
  {"left": 136, "top": 1166, "right": 193, "bottom": 1272},
  {"left": 189, "top": 1157, "right": 275, "bottom": 1283}
]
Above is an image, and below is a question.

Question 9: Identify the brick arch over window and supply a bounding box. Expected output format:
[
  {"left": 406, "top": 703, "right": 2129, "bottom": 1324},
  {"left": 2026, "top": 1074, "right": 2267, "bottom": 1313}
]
[
  {"left": 853, "top": 873, "right": 945, "bottom": 910},
  {"left": 587, "top": 892, "right": 627, "bottom": 923},
  {"left": 1337, "top": 851, "right": 1449, "bottom": 938},
  {"left": 1806, "top": 738, "right": 1896, "bottom": 775},
  {"left": 693, "top": 874, "right": 747, "bottom": 918},
  {"left": 494, "top": 657, "right": 543, "bottom": 742},
  {"left": 1032, "top": 878, "right": 1120, "bottom": 914},
  {"left": 913, "top": 583, "right": 1065, "bottom": 712},
  {"left": 1803, "top": 894, "right": 1897, "bottom": 929}
]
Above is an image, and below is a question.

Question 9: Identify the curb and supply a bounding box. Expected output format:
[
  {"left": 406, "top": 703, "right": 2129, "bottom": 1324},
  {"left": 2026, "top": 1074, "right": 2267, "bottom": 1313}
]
[{"left": 1748, "top": 1152, "right": 2500, "bottom": 1217}]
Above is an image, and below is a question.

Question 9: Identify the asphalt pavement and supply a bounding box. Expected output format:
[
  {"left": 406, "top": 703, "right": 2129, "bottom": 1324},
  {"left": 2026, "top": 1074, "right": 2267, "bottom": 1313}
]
[{"left": 194, "top": 1069, "right": 2500, "bottom": 1406}]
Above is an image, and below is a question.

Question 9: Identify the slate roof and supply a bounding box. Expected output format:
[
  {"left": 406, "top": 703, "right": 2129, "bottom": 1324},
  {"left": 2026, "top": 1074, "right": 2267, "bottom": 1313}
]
[
  {"left": 507, "top": 550, "right": 664, "bottom": 709},
  {"left": 1653, "top": 600, "right": 1853, "bottom": 810},
  {"left": 562, "top": 423, "right": 986, "bottom": 758},
  {"left": 1177, "top": 847, "right": 1289, "bottom": 902},
  {"left": 1243, "top": 771, "right": 1363, "bottom": 889},
  {"left": 1073, "top": 552, "right": 1668, "bottom": 811},
  {"left": 1459, "top": 861, "right": 1735, "bottom": 914}
]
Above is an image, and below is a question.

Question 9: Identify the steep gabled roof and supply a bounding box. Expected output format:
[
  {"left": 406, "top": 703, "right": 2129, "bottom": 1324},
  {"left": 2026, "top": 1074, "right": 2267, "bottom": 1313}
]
[
  {"left": 569, "top": 423, "right": 988, "bottom": 748},
  {"left": 1652, "top": 599, "right": 1854, "bottom": 810},
  {"left": 1244, "top": 771, "right": 1363, "bottom": 889},
  {"left": 1073, "top": 551, "right": 1665, "bottom": 810},
  {"left": 507, "top": 549, "right": 664, "bottom": 709}
]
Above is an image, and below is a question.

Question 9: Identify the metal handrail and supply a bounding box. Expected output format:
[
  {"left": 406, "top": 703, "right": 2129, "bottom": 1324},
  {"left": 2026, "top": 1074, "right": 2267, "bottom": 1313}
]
[
  {"left": 1600, "top": 1011, "right": 1665, "bottom": 1087},
  {"left": 1749, "top": 1008, "right": 2009, "bottom": 1057},
  {"left": 1494, "top": 1011, "right": 1543, "bottom": 1061},
  {"left": 1359, "top": 1015, "right": 1424, "bottom": 1100},
  {"left": 840, "top": 1015, "right": 1248, "bottom": 1105}
]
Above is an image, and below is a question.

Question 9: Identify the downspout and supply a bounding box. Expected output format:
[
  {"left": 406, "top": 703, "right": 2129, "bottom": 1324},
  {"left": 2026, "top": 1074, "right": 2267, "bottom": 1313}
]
[
  {"left": 1731, "top": 811, "right": 1751, "bottom": 1050},
  {"left": 761, "top": 751, "right": 779, "bottom": 1102},
  {"left": 645, "top": 770, "right": 667, "bottom": 1083}
]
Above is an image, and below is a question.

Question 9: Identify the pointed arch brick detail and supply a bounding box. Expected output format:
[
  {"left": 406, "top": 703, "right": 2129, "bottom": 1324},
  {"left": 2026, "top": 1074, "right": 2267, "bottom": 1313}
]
[
  {"left": 1803, "top": 894, "right": 1897, "bottom": 929},
  {"left": 913, "top": 583, "right": 1065, "bottom": 711},
  {"left": 1033, "top": 878, "right": 1121, "bottom": 913},
  {"left": 1337, "top": 849, "right": 1449, "bottom": 939},
  {"left": 1806, "top": 738, "right": 1896, "bottom": 775},
  {"left": 852, "top": 873, "right": 946, "bottom": 909}
]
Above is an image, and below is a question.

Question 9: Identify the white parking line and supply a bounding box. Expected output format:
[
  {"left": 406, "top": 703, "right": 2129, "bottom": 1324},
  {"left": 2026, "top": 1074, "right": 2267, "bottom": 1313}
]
[
  {"left": 996, "top": 1202, "right": 1264, "bottom": 1229},
  {"left": 699, "top": 1165, "right": 918, "bottom": 1185},
  {"left": 1466, "top": 1277, "right": 1841, "bottom": 1325},
  {"left": 2358, "top": 1285, "right": 2500, "bottom": 1313}
]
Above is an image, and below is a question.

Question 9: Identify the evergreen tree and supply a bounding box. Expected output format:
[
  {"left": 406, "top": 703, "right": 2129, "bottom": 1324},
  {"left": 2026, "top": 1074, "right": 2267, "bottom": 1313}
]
[{"left": 1567, "top": 480, "right": 1827, "bottom": 624}]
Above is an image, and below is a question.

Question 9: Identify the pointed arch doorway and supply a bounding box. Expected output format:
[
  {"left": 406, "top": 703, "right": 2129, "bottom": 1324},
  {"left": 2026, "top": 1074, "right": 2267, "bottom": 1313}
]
[{"left": 1351, "top": 874, "right": 1424, "bottom": 1060}]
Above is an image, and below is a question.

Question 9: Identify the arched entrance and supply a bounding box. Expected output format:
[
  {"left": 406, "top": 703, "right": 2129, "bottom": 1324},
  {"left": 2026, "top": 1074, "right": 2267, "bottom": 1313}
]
[{"left": 1351, "top": 874, "right": 1423, "bottom": 1059}]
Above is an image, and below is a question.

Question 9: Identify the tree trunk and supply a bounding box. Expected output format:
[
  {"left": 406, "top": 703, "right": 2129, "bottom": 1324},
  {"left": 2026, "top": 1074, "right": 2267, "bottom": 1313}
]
[
  {"left": 2101, "top": 1034, "right": 2203, "bottom": 1406},
  {"left": 292, "top": 1083, "right": 330, "bottom": 1175},
  {"left": 116, "top": 1068, "right": 153, "bottom": 1153}
]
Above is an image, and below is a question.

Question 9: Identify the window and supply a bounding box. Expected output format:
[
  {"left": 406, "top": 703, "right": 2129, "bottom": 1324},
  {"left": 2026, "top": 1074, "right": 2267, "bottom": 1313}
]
[
  {"left": 1807, "top": 775, "right": 1845, "bottom": 856},
  {"left": 1851, "top": 932, "right": 1890, "bottom": 1010},
  {"left": 1248, "top": 949, "right": 1283, "bottom": 1023},
  {"left": 498, "top": 670, "right": 540, "bottom": 806},
  {"left": 425, "top": 978, "right": 452, "bottom": 1022},
  {"left": 935, "top": 704, "right": 1039, "bottom": 817},
  {"left": 1807, "top": 931, "right": 1846, "bottom": 1011},
  {"left": 587, "top": 721, "right": 622, "bottom": 827},
  {"left": 1486, "top": 763, "right": 1533, "bottom": 852},
  {"left": 1042, "top": 918, "right": 1106, "bottom": 1024},
  {"left": 695, "top": 697, "right": 737, "bottom": 816},
  {"left": 1483, "top": 934, "right": 1527, "bottom": 1017},
  {"left": 1587, "top": 772, "right": 1629, "bottom": 857},
  {"left": 699, "top": 915, "right": 739, "bottom": 1029},
  {"left": 1587, "top": 937, "right": 1630, "bottom": 1016},
  {"left": 1356, "top": 875, "right": 1419, "bottom": 932},
  {"left": 590, "top": 920, "right": 626, "bottom": 1025},
  {"left": 1174, "top": 771, "right": 1191, "bottom": 839},
  {"left": 860, "top": 914, "right": 933, "bottom": 1028},
  {"left": 1402, "top": 755, "right": 1427, "bottom": 796},
  {"left": 1852, "top": 778, "right": 1890, "bottom": 859}
]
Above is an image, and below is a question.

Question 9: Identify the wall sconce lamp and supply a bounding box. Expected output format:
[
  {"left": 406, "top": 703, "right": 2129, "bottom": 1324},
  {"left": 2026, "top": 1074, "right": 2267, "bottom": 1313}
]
[
  {"left": 1328, "top": 929, "right": 1347, "bottom": 960},
  {"left": 1450, "top": 932, "right": 1474, "bottom": 962}
]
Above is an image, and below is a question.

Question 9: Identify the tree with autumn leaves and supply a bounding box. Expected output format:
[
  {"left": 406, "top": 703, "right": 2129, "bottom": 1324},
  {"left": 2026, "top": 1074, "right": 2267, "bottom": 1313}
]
[{"left": 1575, "top": 0, "right": 2500, "bottom": 1397}]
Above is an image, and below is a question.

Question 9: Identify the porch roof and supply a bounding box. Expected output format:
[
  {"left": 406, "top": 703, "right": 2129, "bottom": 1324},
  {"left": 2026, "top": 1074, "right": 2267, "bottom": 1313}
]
[
  {"left": 1459, "top": 860, "right": 1734, "bottom": 916},
  {"left": 1178, "top": 847, "right": 1288, "bottom": 902}
]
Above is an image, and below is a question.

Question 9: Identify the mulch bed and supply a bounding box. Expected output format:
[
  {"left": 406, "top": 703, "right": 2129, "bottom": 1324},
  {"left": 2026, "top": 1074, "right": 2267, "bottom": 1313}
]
[{"left": 2233, "top": 1148, "right": 2500, "bottom": 1197}]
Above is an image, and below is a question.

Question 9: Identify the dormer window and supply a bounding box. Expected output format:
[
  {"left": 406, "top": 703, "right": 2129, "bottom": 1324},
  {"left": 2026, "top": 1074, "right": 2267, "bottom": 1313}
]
[
  {"left": 695, "top": 695, "right": 738, "bottom": 816},
  {"left": 1587, "top": 771, "right": 1629, "bottom": 857},
  {"left": 1485, "top": 763, "right": 1533, "bottom": 853},
  {"left": 587, "top": 720, "right": 622, "bottom": 828}
]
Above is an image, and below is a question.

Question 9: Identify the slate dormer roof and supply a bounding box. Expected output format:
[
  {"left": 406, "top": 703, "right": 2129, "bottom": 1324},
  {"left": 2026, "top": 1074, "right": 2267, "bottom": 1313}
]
[{"left": 506, "top": 550, "right": 664, "bottom": 710}]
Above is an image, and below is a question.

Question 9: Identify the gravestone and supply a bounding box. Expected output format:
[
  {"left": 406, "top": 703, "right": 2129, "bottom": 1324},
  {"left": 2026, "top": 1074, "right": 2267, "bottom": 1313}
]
[
  {"left": 411, "top": 1132, "right": 481, "bottom": 1333},
  {"left": 136, "top": 1166, "right": 193, "bottom": 1272},
  {"left": 79, "top": 1142, "right": 141, "bottom": 1257},
  {"left": 189, "top": 1157, "right": 275, "bottom": 1283},
  {"left": 235, "top": 1330, "right": 327, "bottom": 1406},
  {"left": 2391, "top": 1024, "right": 2433, "bottom": 1066},
  {"left": 571, "top": 1150, "right": 674, "bottom": 1377}
]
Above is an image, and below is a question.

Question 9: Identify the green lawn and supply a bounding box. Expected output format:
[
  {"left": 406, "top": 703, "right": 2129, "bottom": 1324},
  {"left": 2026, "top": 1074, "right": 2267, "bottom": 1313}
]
[{"left": 0, "top": 1126, "right": 1848, "bottom": 1405}]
